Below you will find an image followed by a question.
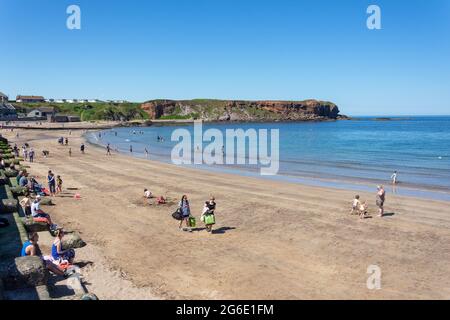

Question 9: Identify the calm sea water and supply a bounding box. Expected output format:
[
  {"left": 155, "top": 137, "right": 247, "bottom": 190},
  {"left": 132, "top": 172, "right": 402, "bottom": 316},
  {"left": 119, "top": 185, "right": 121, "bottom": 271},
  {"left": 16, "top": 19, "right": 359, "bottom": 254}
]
[{"left": 86, "top": 117, "right": 450, "bottom": 201}]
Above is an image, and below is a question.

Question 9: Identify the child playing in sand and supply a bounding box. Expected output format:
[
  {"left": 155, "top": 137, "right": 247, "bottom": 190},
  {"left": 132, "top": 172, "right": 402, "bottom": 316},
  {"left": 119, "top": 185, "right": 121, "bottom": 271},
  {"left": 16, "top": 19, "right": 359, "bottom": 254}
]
[
  {"left": 350, "top": 195, "right": 368, "bottom": 218},
  {"left": 56, "top": 175, "right": 63, "bottom": 194},
  {"left": 350, "top": 195, "right": 361, "bottom": 215}
]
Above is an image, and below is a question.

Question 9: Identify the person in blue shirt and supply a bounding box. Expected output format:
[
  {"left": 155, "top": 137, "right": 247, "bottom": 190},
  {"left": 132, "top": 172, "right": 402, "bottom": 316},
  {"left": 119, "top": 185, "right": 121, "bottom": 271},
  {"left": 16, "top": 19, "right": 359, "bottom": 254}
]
[
  {"left": 47, "top": 170, "right": 56, "bottom": 196},
  {"left": 19, "top": 172, "right": 29, "bottom": 188},
  {"left": 52, "top": 229, "right": 75, "bottom": 264},
  {"left": 21, "top": 232, "right": 67, "bottom": 277}
]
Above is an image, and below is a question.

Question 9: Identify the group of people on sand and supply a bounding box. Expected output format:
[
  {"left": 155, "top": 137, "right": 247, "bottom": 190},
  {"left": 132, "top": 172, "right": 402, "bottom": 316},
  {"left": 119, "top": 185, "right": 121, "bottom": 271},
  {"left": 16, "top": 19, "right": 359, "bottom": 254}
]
[
  {"left": 21, "top": 229, "right": 77, "bottom": 278},
  {"left": 143, "top": 190, "right": 218, "bottom": 233},
  {"left": 57, "top": 137, "right": 69, "bottom": 146},
  {"left": 12, "top": 143, "right": 35, "bottom": 163},
  {"left": 350, "top": 185, "right": 386, "bottom": 219},
  {"left": 177, "top": 195, "right": 217, "bottom": 233}
]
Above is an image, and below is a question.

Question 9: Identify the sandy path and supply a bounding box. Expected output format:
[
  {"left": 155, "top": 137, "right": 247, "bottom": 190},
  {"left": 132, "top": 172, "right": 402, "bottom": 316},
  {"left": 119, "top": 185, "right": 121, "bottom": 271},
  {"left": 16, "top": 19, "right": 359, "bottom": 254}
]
[{"left": 4, "top": 128, "right": 450, "bottom": 300}]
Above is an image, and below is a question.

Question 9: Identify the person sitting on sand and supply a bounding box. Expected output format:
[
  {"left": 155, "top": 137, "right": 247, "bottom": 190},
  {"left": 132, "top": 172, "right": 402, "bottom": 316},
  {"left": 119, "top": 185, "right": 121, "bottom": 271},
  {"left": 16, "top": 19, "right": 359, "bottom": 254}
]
[
  {"left": 178, "top": 195, "right": 191, "bottom": 231},
  {"left": 31, "top": 195, "right": 55, "bottom": 227},
  {"left": 144, "top": 189, "right": 152, "bottom": 199},
  {"left": 52, "top": 229, "right": 75, "bottom": 264},
  {"left": 21, "top": 232, "right": 69, "bottom": 277},
  {"left": 19, "top": 172, "right": 29, "bottom": 188},
  {"left": 28, "top": 176, "right": 45, "bottom": 196},
  {"left": 16, "top": 170, "right": 24, "bottom": 185},
  {"left": 19, "top": 191, "right": 32, "bottom": 218},
  {"left": 143, "top": 188, "right": 152, "bottom": 205}
]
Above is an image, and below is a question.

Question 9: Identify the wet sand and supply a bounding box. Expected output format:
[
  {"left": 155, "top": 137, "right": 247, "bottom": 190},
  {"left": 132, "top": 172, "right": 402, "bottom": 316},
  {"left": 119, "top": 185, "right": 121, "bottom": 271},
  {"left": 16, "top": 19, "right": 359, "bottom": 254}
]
[{"left": 4, "top": 128, "right": 450, "bottom": 299}]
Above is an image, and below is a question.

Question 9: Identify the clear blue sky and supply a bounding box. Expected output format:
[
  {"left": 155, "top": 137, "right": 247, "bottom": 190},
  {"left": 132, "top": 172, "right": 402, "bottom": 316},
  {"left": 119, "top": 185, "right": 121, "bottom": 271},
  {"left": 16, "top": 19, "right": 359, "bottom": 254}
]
[{"left": 1, "top": 0, "right": 449, "bottom": 115}]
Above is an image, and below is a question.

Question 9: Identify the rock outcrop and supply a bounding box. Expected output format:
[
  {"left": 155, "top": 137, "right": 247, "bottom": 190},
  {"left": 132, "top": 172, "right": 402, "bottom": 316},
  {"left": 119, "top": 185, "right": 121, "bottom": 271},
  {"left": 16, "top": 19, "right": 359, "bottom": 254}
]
[
  {"left": 62, "top": 232, "right": 86, "bottom": 249},
  {"left": 0, "top": 256, "right": 48, "bottom": 290},
  {"left": 141, "top": 99, "right": 343, "bottom": 122}
]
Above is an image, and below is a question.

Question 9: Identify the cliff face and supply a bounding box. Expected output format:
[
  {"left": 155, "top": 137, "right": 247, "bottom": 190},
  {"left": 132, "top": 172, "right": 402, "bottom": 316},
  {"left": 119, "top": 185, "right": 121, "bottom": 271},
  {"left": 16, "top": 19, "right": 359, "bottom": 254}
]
[{"left": 141, "top": 99, "right": 342, "bottom": 121}]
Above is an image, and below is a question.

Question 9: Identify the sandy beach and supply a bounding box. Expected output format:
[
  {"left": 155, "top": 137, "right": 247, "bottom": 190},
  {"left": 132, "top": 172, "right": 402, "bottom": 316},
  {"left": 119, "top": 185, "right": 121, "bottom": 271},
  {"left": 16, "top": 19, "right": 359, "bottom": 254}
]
[{"left": 3, "top": 127, "right": 450, "bottom": 300}]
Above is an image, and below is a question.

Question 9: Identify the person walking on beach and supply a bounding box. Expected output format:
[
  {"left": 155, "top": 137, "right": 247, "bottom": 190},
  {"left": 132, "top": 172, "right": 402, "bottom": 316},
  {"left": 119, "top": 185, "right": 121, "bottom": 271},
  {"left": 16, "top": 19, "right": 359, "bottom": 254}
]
[
  {"left": 22, "top": 146, "right": 28, "bottom": 161},
  {"left": 130, "top": 145, "right": 133, "bottom": 153},
  {"left": 391, "top": 171, "right": 398, "bottom": 185},
  {"left": 29, "top": 148, "right": 35, "bottom": 163},
  {"left": 80, "top": 144, "right": 85, "bottom": 154},
  {"left": 376, "top": 185, "right": 386, "bottom": 217},
  {"left": 56, "top": 175, "right": 63, "bottom": 194},
  {"left": 202, "top": 196, "right": 217, "bottom": 233},
  {"left": 65, "top": 137, "right": 68, "bottom": 146},
  {"left": 48, "top": 170, "right": 56, "bottom": 197},
  {"left": 106, "top": 144, "right": 112, "bottom": 156},
  {"left": 178, "top": 195, "right": 191, "bottom": 231}
]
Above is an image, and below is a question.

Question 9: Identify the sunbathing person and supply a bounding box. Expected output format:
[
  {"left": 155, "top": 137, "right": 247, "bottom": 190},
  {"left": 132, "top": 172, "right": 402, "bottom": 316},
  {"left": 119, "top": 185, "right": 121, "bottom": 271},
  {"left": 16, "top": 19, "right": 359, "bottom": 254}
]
[
  {"left": 21, "top": 232, "right": 67, "bottom": 277},
  {"left": 52, "top": 229, "right": 75, "bottom": 264}
]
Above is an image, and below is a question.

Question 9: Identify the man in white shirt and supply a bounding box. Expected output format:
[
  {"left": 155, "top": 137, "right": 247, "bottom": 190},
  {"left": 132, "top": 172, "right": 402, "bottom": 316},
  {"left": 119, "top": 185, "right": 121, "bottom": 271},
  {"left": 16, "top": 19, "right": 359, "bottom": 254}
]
[{"left": 31, "top": 196, "right": 54, "bottom": 226}]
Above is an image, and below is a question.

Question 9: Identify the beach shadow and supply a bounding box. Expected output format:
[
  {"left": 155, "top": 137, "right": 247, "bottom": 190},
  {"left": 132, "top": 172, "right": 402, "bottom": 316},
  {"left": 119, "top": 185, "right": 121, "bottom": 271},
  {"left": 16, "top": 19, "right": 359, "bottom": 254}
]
[
  {"left": 190, "top": 227, "right": 207, "bottom": 232},
  {"left": 383, "top": 212, "right": 396, "bottom": 217},
  {"left": 66, "top": 188, "right": 79, "bottom": 191},
  {"left": 48, "top": 284, "right": 76, "bottom": 299},
  {"left": 212, "top": 227, "right": 236, "bottom": 234},
  {"left": 74, "top": 261, "right": 94, "bottom": 269}
]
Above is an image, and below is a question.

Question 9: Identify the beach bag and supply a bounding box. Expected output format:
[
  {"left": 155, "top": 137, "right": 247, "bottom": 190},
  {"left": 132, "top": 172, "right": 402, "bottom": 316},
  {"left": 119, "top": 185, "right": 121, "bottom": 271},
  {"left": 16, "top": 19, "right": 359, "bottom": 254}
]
[
  {"left": 189, "top": 216, "right": 196, "bottom": 228},
  {"left": 171, "top": 208, "right": 183, "bottom": 221},
  {"left": 204, "top": 214, "right": 215, "bottom": 225}
]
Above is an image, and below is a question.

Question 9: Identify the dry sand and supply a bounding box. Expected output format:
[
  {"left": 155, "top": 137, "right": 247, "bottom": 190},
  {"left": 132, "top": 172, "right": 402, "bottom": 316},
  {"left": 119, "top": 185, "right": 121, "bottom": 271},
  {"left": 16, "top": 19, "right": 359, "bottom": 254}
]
[{"left": 4, "top": 128, "right": 450, "bottom": 300}]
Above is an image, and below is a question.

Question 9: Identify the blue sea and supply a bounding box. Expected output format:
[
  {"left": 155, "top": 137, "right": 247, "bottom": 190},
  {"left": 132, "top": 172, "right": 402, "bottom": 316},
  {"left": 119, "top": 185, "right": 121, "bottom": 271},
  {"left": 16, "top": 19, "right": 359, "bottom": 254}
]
[{"left": 86, "top": 117, "right": 450, "bottom": 201}]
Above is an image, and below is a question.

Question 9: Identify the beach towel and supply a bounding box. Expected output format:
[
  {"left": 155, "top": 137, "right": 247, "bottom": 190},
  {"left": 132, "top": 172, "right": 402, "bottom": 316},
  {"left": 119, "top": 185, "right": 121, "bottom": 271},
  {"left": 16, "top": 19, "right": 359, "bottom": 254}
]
[
  {"left": 43, "top": 255, "right": 72, "bottom": 270},
  {"left": 33, "top": 217, "right": 50, "bottom": 224}
]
